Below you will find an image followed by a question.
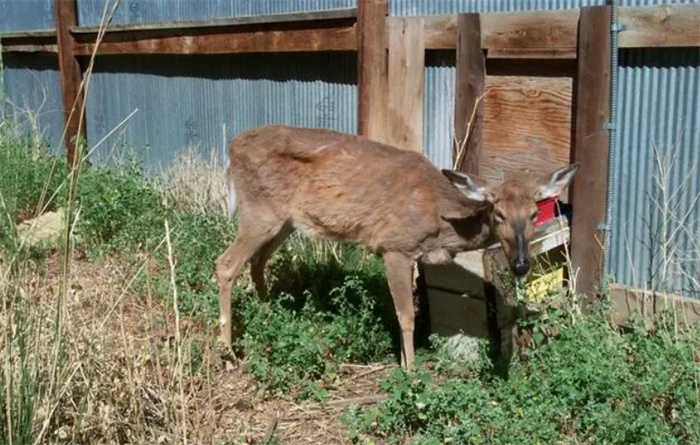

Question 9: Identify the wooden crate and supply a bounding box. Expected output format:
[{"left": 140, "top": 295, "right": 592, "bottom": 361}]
[{"left": 422, "top": 217, "right": 570, "bottom": 359}]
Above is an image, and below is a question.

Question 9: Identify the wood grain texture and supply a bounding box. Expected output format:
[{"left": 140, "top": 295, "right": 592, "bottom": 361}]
[
  {"left": 387, "top": 18, "right": 425, "bottom": 153},
  {"left": 481, "top": 76, "right": 573, "bottom": 184},
  {"left": 421, "top": 10, "right": 579, "bottom": 52},
  {"left": 54, "top": 0, "right": 85, "bottom": 167},
  {"left": 619, "top": 4, "right": 700, "bottom": 48},
  {"left": 357, "top": 0, "right": 388, "bottom": 143},
  {"left": 454, "top": 13, "right": 484, "bottom": 174},
  {"left": 73, "top": 20, "right": 357, "bottom": 55},
  {"left": 418, "top": 4, "right": 700, "bottom": 51},
  {"left": 571, "top": 6, "right": 611, "bottom": 298},
  {"left": 609, "top": 284, "right": 700, "bottom": 328}
]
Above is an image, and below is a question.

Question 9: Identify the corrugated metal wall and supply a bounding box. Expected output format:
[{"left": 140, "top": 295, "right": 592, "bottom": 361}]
[
  {"left": 609, "top": 48, "right": 700, "bottom": 297},
  {"left": 1, "top": 54, "right": 64, "bottom": 153},
  {"left": 85, "top": 52, "right": 357, "bottom": 171},
  {"left": 0, "top": 0, "right": 55, "bottom": 32},
  {"left": 77, "top": 0, "right": 356, "bottom": 27}
]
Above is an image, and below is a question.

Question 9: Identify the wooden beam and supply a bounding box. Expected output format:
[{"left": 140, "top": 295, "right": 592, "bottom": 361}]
[
  {"left": 421, "top": 10, "right": 580, "bottom": 53},
  {"left": 357, "top": 0, "right": 388, "bottom": 143},
  {"left": 453, "top": 14, "right": 485, "bottom": 174},
  {"left": 570, "top": 6, "right": 611, "bottom": 299},
  {"left": 417, "top": 4, "right": 700, "bottom": 52},
  {"left": 0, "top": 31, "right": 58, "bottom": 54},
  {"left": 619, "top": 4, "right": 700, "bottom": 48},
  {"left": 55, "top": 0, "right": 86, "bottom": 168},
  {"left": 4, "top": 4, "right": 699, "bottom": 55},
  {"left": 72, "top": 20, "right": 357, "bottom": 55},
  {"left": 609, "top": 284, "right": 700, "bottom": 328},
  {"left": 387, "top": 18, "right": 425, "bottom": 153}
]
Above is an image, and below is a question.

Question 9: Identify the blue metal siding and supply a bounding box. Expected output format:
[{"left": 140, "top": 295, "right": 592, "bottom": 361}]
[
  {"left": 609, "top": 48, "right": 700, "bottom": 297},
  {"left": 77, "top": 0, "right": 357, "bottom": 27},
  {"left": 0, "top": 0, "right": 55, "bottom": 32},
  {"left": 391, "top": 0, "right": 695, "bottom": 15},
  {"left": 424, "top": 51, "right": 456, "bottom": 170},
  {"left": 84, "top": 52, "right": 357, "bottom": 172},
  {"left": 1, "top": 54, "right": 64, "bottom": 152}
]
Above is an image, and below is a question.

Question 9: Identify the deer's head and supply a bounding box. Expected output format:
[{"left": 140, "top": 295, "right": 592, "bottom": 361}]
[{"left": 442, "top": 164, "right": 580, "bottom": 277}]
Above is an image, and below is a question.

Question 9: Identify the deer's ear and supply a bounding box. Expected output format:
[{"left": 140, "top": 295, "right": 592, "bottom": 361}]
[
  {"left": 442, "top": 169, "right": 493, "bottom": 203},
  {"left": 534, "top": 163, "right": 581, "bottom": 201}
]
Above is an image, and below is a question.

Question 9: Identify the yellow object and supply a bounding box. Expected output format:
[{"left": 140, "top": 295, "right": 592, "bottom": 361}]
[{"left": 526, "top": 267, "right": 564, "bottom": 302}]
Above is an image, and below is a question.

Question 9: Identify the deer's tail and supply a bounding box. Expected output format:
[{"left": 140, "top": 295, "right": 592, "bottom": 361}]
[{"left": 226, "top": 163, "right": 237, "bottom": 221}]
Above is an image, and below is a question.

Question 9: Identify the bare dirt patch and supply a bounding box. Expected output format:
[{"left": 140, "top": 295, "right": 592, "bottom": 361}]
[{"left": 26, "top": 254, "right": 394, "bottom": 445}]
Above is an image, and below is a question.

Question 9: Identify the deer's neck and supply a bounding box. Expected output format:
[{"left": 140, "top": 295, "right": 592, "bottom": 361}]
[
  {"left": 419, "top": 205, "right": 492, "bottom": 265},
  {"left": 449, "top": 206, "right": 493, "bottom": 250}
]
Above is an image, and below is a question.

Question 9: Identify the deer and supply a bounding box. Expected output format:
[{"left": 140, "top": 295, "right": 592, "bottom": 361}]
[{"left": 215, "top": 124, "right": 580, "bottom": 368}]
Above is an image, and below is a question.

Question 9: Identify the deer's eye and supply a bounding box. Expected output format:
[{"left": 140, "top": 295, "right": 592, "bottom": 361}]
[
  {"left": 530, "top": 210, "right": 540, "bottom": 222},
  {"left": 494, "top": 210, "right": 506, "bottom": 223}
]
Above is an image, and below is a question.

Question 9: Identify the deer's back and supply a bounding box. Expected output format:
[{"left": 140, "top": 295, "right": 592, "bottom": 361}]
[{"left": 228, "top": 125, "right": 470, "bottom": 253}]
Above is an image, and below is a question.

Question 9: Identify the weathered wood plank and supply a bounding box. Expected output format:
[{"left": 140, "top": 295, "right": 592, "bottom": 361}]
[
  {"left": 357, "top": 0, "right": 388, "bottom": 143},
  {"left": 481, "top": 76, "right": 573, "bottom": 185},
  {"left": 70, "top": 8, "right": 358, "bottom": 34},
  {"left": 55, "top": 0, "right": 85, "bottom": 168},
  {"left": 609, "top": 284, "right": 700, "bottom": 328},
  {"left": 0, "top": 29, "right": 56, "bottom": 39},
  {"left": 73, "top": 21, "right": 357, "bottom": 55},
  {"left": 0, "top": 43, "right": 58, "bottom": 53},
  {"left": 387, "top": 18, "right": 425, "bottom": 153},
  {"left": 619, "top": 4, "right": 700, "bottom": 48},
  {"left": 421, "top": 10, "right": 580, "bottom": 51},
  {"left": 454, "top": 13, "right": 484, "bottom": 174},
  {"left": 571, "top": 6, "right": 611, "bottom": 298},
  {"left": 418, "top": 4, "right": 700, "bottom": 51}
]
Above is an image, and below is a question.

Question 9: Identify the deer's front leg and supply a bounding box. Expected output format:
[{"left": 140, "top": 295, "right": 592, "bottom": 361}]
[{"left": 383, "top": 252, "right": 416, "bottom": 368}]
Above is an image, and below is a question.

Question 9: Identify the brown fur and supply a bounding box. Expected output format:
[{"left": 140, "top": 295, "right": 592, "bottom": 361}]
[{"left": 215, "top": 125, "right": 580, "bottom": 368}]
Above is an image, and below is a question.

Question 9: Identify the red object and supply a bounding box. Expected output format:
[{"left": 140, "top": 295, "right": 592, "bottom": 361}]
[{"left": 535, "top": 197, "right": 557, "bottom": 226}]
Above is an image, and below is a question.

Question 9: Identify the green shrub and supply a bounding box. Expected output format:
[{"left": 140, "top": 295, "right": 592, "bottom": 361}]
[
  {"left": 0, "top": 136, "right": 66, "bottom": 222},
  {"left": 0, "top": 135, "right": 66, "bottom": 254},
  {"left": 73, "top": 162, "right": 168, "bottom": 253},
  {"left": 348, "top": 309, "right": 700, "bottom": 445},
  {"left": 237, "top": 275, "right": 393, "bottom": 399}
]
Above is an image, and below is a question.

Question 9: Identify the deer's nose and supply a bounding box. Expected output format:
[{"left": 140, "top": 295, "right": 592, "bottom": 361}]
[{"left": 512, "top": 259, "right": 530, "bottom": 277}]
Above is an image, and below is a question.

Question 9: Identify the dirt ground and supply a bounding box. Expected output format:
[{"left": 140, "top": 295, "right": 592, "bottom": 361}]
[{"left": 28, "top": 250, "right": 396, "bottom": 445}]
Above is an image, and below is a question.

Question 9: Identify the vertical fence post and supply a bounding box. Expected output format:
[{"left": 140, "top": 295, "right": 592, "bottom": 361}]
[
  {"left": 357, "top": 0, "right": 388, "bottom": 144},
  {"left": 571, "top": 5, "right": 612, "bottom": 299},
  {"left": 387, "top": 17, "right": 425, "bottom": 153},
  {"left": 454, "top": 13, "right": 484, "bottom": 174},
  {"left": 55, "top": 0, "right": 86, "bottom": 168}
]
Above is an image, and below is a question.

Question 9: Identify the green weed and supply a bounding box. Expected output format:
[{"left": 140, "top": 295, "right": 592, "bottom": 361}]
[
  {"left": 237, "top": 275, "right": 393, "bottom": 399},
  {"left": 347, "top": 306, "right": 700, "bottom": 445}
]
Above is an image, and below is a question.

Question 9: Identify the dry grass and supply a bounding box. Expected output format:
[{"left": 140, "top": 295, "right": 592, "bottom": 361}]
[
  {"left": 1, "top": 247, "right": 393, "bottom": 445},
  {"left": 157, "top": 147, "right": 228, "bottom": 217}
]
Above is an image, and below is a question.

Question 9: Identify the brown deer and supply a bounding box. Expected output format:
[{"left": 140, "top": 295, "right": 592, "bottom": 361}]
[{"left": 215, "top": 125, "right": 579, "bottom": 368}]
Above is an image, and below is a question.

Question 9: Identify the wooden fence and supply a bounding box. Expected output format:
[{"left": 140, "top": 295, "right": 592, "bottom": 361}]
[{"left": 2, "top": 0, "right": 700, "bottom": 320}]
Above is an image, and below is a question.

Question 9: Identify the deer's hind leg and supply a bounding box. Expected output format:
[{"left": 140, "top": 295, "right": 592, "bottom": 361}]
[
  {"left": 250, "top": 223, "right": 294, "bottom": 301},
  {"left": 215, "top": 209, "right": 288, "bottom": 351}
]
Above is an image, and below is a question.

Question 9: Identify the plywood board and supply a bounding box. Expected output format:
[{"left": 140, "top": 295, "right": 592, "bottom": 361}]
[{"left": 481, "top": 76, "right": 573, "bottom": 187}]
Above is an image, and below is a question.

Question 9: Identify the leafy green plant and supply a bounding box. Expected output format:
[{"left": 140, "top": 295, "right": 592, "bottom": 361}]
[
  {"left": 0, "top": 135, "right": 66, "bottom": 223},
  {"left": 73, "top": 161, "right": 168, "bottom": 253},
  {"left": 349, "top": 306, "right": 700, "bottom": 445},
  {"left": 237, "top": 275, "right": 393, "bottom": 399}
]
